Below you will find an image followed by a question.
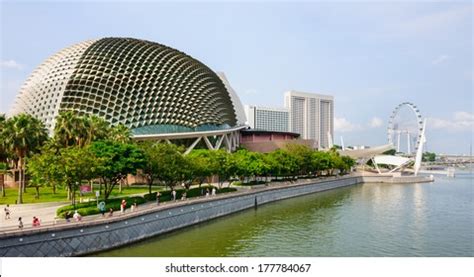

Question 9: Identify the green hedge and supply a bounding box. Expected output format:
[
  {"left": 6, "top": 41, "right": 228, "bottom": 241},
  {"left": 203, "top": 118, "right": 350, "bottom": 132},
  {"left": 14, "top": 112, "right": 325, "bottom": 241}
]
[
  {"left": 56, "top": 186, "right": 238, "bottom": 218},
  {"left": 57, "top": 196, "right": 146, "bottom": 218}
]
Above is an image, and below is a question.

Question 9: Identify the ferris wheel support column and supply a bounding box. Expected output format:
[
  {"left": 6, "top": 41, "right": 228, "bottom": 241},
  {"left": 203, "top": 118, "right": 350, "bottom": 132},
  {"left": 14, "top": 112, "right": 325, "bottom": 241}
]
[
  {"left": 407, "top": 132, "right": 411, "bottom": 155},
  {"left": 397, "top": 131, "right": 401, "bottom": 152}
]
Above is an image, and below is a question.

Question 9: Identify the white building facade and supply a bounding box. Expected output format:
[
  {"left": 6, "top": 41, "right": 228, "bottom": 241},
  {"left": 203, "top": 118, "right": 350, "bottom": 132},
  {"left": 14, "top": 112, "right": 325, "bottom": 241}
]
[
  {"left": 284, "top": 91, "right": 334, "bottom": 148},
  {"left": 244, "top": 105, "right": 289, "bottom": 132}
]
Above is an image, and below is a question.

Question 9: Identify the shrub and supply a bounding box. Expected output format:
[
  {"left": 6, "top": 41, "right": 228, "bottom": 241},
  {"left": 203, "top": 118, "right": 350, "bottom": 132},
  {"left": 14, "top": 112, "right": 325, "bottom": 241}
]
[
  {"left": 56, "top": 196, "right": 146, "bottom": 217},
  {"left": 217, "top": 187, "right": 237, "bottom": 193},
  {"left": 77, "top": 207, "right": 100, "bottom": 216},
  {"left": 144, "top": 192, "right": 157, "bottom": 201}
]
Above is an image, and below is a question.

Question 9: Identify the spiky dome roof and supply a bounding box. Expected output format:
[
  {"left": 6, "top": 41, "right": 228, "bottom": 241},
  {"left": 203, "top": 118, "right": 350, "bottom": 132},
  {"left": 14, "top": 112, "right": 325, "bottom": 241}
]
[{"left": 10, "top": 37, "right": 241, "bottom": 135}]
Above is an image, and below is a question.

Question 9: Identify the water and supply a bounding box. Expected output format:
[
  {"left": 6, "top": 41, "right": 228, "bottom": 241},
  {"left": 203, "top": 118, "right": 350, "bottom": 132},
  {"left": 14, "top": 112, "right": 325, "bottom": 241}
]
[{"left": 95, "top": 173, "right": 473, "bottom": 257}]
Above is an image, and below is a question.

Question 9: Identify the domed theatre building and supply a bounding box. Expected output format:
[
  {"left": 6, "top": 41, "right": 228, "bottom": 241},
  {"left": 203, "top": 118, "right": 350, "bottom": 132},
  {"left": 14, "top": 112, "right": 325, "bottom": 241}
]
[{"left": 9, "top": 37, "right": 247, "bottom": 153}]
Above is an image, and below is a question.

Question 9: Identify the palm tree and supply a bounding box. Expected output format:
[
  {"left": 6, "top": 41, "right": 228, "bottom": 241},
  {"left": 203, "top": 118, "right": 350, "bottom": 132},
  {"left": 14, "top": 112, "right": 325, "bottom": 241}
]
[
  {"left": 0, "top": 115, "right": 10, "bottom": 197},
  {"left": 2, "top": 114, "right": 48, "bottom": 203},
  {"left": 55, "top": 111, "right": 110, "bottom": 147},
  {"left": 0, "top": 162, "right": 12, "bottom": 197},
  {"left": 54, "top": 111, "right": 85, "bottom": 147},
  {"left": 84, "top": 115, "right": 110, "bottom": 145},
  {"left": 109, "top": 123, "right": 132, "bottom": 143}
]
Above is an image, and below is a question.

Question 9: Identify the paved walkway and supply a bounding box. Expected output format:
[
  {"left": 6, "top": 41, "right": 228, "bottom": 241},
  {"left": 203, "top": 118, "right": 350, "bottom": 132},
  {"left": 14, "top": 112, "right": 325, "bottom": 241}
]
[
  {"left": 0, "top": 184, "right": 243, "bottom": 232},
  {"left": 0, "top": 176, "right": 349, "bottom": 233},
  {"left": 1, "top": 201, "right": 68, "bottom": 229}
]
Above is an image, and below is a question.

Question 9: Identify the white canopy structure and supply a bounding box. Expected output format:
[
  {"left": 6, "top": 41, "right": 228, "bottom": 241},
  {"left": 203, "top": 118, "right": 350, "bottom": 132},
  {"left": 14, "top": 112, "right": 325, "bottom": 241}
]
[{"left": 371, "top": 155, "right": 413, "bottom": 174}]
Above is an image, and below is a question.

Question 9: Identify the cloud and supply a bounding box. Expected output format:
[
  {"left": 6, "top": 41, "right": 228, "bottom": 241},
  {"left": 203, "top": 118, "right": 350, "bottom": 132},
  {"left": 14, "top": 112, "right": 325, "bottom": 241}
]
[
  {"left": 369, "top": 116, "right": 384, "bottom": 128},
  {"left": 335, "top": 116, "right": 385, "bottom": 132},
  {"left": 394, "top": 5, "right": 472, "bottom": 37},
  {"left": 428, "top": 111, "right": 474, "bottom": 131},
  {"left": 0, "top": 60, "right": 24, "bottom": 70},
  {"left": 431, "top": 55, "right": 450, "bottom": 65},
  {"left": 334, "top": 117, "right": 362, "bottom": 132}
]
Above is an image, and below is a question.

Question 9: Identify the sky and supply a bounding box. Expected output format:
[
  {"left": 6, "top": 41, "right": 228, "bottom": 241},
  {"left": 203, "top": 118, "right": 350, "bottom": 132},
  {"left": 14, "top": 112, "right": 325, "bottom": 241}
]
[{"left": 0, "top": 0, "right": 472, "bottom": 154}]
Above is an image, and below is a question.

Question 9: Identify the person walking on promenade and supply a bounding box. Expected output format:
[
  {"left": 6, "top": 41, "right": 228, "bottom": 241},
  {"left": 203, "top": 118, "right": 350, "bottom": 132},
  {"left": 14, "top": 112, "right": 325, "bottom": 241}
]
[
  {"left": 99, "top": 202, "right": 106, "bottom": 217},
  {"left": 4, "top": 204, "right": 11, "bottom": 219},
  {"left": 172, "top": 190, "right": 176, "bottom": 201},
  {"left": 32, "top": 216, "right": 40, "bottom": 227},
  {"left": 73, "top": 210, "right": 82, "bottom": 222},
  {"left": 211, "top": 187, "right": 216, "bottom": 196},
  {"left": 108, "top": 208, "right": 114, "bottom": 217},
  {"left": 120, "top": 199, "right": 127, "bottom": 214},
  {"left": 181, "top": 191, "right": 187, "bottom": 201},
  {"left": 65, "top": 211, "right": 72, "bottom": 222},
  {"left": 18, "top": 217, "right": 23, "bottom": 229},
  {"left": 206, "top": 188, "right": 210, "bottom": 197},
  {"left": 156, "top": 192, "right": 161, "bottom": 205},
  {"left": 131, "top": 202, "right": 137, "bottom": 212}
]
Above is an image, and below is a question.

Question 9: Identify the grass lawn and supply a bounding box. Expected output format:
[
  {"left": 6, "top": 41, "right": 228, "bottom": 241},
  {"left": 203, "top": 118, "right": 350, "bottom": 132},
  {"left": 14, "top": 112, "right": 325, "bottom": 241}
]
[{"left": 0, "top": 184, "right": 164, "bottom": 205}]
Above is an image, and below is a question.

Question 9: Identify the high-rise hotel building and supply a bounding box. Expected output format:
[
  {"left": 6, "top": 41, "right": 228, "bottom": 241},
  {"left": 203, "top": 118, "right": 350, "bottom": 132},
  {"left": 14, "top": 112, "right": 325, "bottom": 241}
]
[
  {"left": 284, "top": 91, "right": 334, "bottom": 148},
  {"left": 244, "top": 105, "right": 289, "bottom": 132}
]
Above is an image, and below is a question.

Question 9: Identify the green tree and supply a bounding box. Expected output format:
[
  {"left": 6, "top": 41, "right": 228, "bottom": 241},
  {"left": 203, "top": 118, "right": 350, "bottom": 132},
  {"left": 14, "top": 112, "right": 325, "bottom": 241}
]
[
  {"left": 209, "top": 149, "right": 237, "bottom": 188},
  {"left": 1, "top": 114, "right": 48, "bottom": 203},
  {"left": 139, "top": 141, "right": 162, "bottom": 195},
  {"left": 54, "top": 111, "right": 111, "bottom": 147},
  {"left": 266, "top": 149, "right": 299, "bottom": 179},
  {"left": 108, "top": 123, "right": 132, "bottom": 143},
  {"left": 233, "top": 150, "right": 270, "bottom": 183},
  {"left": 422, "top": 152, "right": 436, "bottom": 162},
  {"left": 27, "top": 146, "right": 64, "bottom": 197},
  {"left": 383, "top": 149, "right": 397, "bottom": 156},
  {"left": 186, "top": 149, "right": 215, "bottom": 188},
  {"left": 0, "top": 114, "right": 9, "bottom": 196},
  {"left": 54, "top": 111, "right": 86, "bottom": 147},
  {"left": 311, "top": 151, "right": 333, "bottom": 176},
  {"left": 59, "top": 146, "right": 100, "bottom": 204},
  {"left": 0, "top": 162, "right": 12, "bottom": 197},
  {"left": 340, "top": 155, "right": 355, "bottom": 174},
  {"left": 90, "top": 140, "right": 145, "bottom": 200},
  {"left": 84, "top": 115, "right": 110, "bottom": 145},
  {"left": 151, "top": 143, "right": 187, "bottom": 191},
  {"left": 285, "top": 143, "right": 313, "bottom": 176}
]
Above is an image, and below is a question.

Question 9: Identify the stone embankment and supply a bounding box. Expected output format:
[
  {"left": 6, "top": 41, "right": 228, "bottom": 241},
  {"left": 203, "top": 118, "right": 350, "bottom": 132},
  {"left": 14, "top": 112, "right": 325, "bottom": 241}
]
[{"left": 0, "top": 173, "right": 432, "bottom": 257}]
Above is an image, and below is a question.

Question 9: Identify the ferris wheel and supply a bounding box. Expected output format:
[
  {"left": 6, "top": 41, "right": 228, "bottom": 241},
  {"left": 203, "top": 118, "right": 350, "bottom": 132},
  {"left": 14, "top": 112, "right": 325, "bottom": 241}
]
[{"left": 387, "top": 102, "right": 424, "bottom": 154}]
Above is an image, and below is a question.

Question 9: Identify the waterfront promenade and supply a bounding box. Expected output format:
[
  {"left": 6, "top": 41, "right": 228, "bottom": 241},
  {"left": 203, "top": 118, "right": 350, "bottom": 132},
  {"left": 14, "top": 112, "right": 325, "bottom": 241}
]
[
  {"left": 0, "top": 174, "right": 367, "bottom": 256},
  {"left": 0, "top": 173, "right": 436, "bottom": 257}
]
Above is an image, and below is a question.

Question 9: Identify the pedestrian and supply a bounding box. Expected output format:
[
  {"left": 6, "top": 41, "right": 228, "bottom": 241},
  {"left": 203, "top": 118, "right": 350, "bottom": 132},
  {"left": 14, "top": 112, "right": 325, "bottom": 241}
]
[
  {"left": 121, "top": 199, "right": 127, "bottom": 214},
  {"left": 134, "top": 202, "right": 138, "bottom": 211},
  {"left": 65, "top": 211, "right": 72, "bottom": 222},
  {"left": 156, "top": 192, "right": 161, "bottom": 205},
  {"left": 32, "top": 216, "right": 40, "bottom": 227},
  {"left": 99, "top": 202, "right": 106, "bottom": 217},
  {"left": 108, "top": 208, "right": 114, "bottom": 217},
  {"left": 4, "top": 204, "right": 11, "bottom": 219},
  {"left": 206, "top": 188, "right": 210, "bottom": 197},
  {"left": 181, "top": 191, "right": 187, "bottom": 201},
  {"left": 73, "top": 210, "right": 82, "bottom": 222},
  {"left": 212, "top": 187, "right": 216, "bottom": 196},
  {"left": 18, "top": 217, "right": 23, "bottom": 229},
  {"left": 172, "top": 190, "right": 176, "bottom": 201}
]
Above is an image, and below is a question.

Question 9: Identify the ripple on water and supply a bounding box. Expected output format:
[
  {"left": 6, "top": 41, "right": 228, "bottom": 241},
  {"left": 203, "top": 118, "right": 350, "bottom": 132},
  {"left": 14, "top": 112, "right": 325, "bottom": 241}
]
[{"left": 93, "top": 176, "right": 474, "bottom": 257}]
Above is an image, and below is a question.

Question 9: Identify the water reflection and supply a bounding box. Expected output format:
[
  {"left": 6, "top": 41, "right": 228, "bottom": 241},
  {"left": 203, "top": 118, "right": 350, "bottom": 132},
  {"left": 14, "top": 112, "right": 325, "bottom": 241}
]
[{"left": 94, "top": 175, "right": 473, "bottom": 257}]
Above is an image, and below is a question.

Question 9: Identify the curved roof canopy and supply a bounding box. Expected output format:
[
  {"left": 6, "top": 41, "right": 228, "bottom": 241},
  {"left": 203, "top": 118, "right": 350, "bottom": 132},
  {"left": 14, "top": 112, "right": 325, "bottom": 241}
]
[{"left": 10, "top": 37, "right": 243, "bottom": 135}]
